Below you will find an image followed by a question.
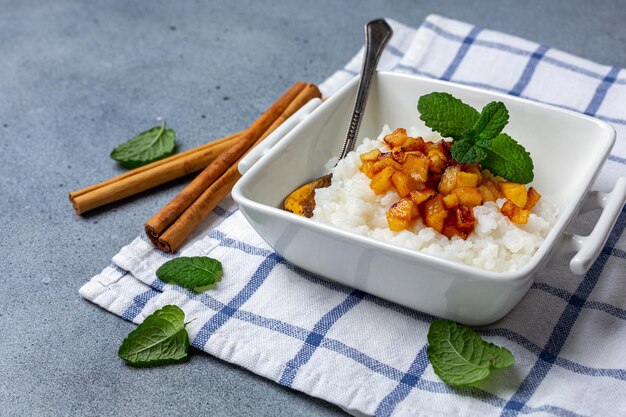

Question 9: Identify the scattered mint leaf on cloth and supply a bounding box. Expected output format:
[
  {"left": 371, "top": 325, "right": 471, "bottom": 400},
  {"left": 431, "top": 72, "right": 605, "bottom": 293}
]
[
  {"left": 418, "top": 92, "right": 479, "bottom": 139},
  {"left": 156, "top": 256, "right": 223, "bottom": 293},
  {"left": 110, "top": 122, "right": 176, "bottom": 168},
  {"left": 118, "top": 305, "right": 189, "bottom": 367},
  {"left": 417, "top": 92, "right": 533, "bottom": 183},
  {"left": 427, "top": 320, "right": 514, "bottom": 387}
]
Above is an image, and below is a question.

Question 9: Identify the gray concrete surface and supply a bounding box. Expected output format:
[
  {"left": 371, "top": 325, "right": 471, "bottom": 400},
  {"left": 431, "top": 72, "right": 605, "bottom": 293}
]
[{"left": 1, "top": 1, "right": 625, "bottom": 415}]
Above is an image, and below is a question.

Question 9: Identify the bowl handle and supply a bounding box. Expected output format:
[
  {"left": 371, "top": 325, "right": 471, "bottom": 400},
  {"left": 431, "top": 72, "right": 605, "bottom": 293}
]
[
  {"left": 238, "top": 98, "right": 322, "bottom": 175},
  {"left": 565, "top": 177, "right": 626, "bottom": 275}
]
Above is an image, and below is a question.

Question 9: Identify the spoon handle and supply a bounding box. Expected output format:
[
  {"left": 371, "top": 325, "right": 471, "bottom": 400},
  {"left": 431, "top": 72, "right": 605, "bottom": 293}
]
[{"left": 339, "top": 19, "right": 393, "bottom": 160}]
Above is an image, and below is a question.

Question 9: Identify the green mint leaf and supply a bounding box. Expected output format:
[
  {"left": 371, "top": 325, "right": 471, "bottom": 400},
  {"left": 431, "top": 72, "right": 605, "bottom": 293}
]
[
  {"left": 156, "top": 256, "right": 223, "bottom": 293},
  {"left": 475, "top": 133, "right": 493, "bottom": 148},
  {"left": 118, "top": 305, "right": 189, "bottom": 367},
  {"left": 450, "top": 138, "right": 487, "bottom": 164},
  {"left": 418, "top": 92, "right": 479, "bottom": 139},
  {"left": 481, "top": 133, "right": 534, "bottom": 183},
  {"left": 469, "top": 101, "right": 509, "bottom": 139},
  {"left": 427, "top": 320, "right": 514, "bottom": 387},
  {"left": 111, "top": 122, "right": 176, "bottom": 168}
]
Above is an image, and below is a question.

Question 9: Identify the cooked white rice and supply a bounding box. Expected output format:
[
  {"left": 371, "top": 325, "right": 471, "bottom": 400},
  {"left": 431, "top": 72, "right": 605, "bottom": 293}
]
[{"left": 312, "top": 125, "right": 557, "bottom": 272}]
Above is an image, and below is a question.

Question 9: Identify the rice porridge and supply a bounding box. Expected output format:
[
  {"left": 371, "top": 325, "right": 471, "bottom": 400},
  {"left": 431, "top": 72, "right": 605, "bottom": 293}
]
[{"left": 312, "top": 125, "right": 557, "bottom": 272}]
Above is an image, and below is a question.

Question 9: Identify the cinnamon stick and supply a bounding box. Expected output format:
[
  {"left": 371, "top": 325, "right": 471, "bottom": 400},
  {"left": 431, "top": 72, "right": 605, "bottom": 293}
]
[
  {"left": 146, "top": 82, "right": 322, "bottom": 253},
  {"left": 69, "top": 132, "right": 240, "bottom": 214},
  {"left": 144, "top": 81, "right": 307, "bottom": 240}
]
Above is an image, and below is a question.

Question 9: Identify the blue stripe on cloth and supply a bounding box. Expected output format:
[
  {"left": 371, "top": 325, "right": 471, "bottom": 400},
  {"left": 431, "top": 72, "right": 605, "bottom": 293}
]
[
  {"left": 386, "top": 43, "right": 406, "bottom": 59},
  {"left": 121, "top": 288, "right": 160, "bottom": 321},
  {"left": 279, "top": 290, "right": 366, "bottom": 386},
  {"left": 192, "top": 252, "right": 282, "bottom": 348},
  {"left": 421, "top": 20, "right": 626, "bottom": 85},
  {"left": 409, "top": 380, "right": 584, "bottom": 417},
  {"left": 500, "top": 207, "right": 626, "bottom": 416},
  {"left": 441, "top": 27, "right": 482, "bottom": 81},
  {"left": 110, "top": 264, "right": 127, "bottom": 275},
  {"left": 208, "top": 229, "right": 274, "bottom": 258},
  {"left": 509, "top": 45, "right": 549, "bottom": 96},
  {"left": 422, "top": 20, "right": 532, "bottom": 58},
  {"left": 609, "top": 154, "right": 626, "bottom": 165},
  {"left": 533, "top": 281, "right": 626, "bottom": 321},
  {"left": 584, "top": 67, "right": 620, "bottom": 116},
  {"left": 375, "top": 346, "right": 430, "bottom": 417},
  {"left": 198, "top": 230, "right": 626, "bottom": 381},
  {"left": 212, "top": 205, "right": 237, "bottom": 219},
  {"left": 163, "top": 268, "right": 591, "bottom": 415},
  {"left": 605, "top": 246, "right": 626, "bottom": 259},
  {"left": 209, "top": 229, "right": 353, "bottom": 294},
  {"left": 394, "top": 61, "right": 626, "bottom": 135}
]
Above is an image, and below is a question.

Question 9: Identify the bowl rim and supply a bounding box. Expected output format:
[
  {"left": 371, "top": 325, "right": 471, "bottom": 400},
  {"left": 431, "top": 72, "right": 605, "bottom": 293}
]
[{"left": 233, "top": 71, "right": 617, "bottom": 282}]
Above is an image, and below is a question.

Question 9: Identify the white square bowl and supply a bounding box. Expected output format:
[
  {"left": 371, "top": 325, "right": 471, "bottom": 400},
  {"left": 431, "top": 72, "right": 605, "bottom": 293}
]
[{"left": 232, "top": 72, "right": 624, "bottom": 325}]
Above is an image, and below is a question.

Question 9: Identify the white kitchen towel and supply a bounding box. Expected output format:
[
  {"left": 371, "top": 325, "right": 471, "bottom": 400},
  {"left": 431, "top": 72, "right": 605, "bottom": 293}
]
[{"left": 80, "top": 15, "right": 626, "bottom": 417}]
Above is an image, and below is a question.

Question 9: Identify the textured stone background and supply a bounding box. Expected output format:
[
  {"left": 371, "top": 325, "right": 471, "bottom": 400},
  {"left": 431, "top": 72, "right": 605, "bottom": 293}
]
[{"left": 1, "top": 1, "right": 625, "bottom": 415}]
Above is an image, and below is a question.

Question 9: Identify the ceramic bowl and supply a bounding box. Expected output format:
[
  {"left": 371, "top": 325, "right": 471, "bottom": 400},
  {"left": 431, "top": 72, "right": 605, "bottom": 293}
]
[{"left": 232, "top": 72, "right": 625, "bottom": 325}]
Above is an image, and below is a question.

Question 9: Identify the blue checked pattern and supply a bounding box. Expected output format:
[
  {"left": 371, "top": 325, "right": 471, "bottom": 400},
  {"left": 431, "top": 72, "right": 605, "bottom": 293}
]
[{"left": 80, "top": 15, "right": 626, "bottom": 417}]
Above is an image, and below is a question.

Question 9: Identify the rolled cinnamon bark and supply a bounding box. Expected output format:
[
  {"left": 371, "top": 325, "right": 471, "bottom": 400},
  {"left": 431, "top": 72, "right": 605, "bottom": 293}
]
[
  {"left": 146, "top": 82, "right": 322, "bottom": 253},
  {"left": 69, "top": 133, "right": 240, "bottom": 214}
]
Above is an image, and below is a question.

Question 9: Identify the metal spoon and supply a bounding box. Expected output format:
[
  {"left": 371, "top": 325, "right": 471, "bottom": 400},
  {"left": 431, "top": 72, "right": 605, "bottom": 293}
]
[{"left": 282, "top": 19, "right": 393, "bottom": 217}]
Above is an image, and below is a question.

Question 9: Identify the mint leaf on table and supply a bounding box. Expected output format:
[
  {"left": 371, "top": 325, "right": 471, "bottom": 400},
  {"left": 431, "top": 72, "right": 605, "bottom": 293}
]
[
  {"left": 482, "top": 133, "right": 534, "bottom": 184},
  {"left": 427, "top": 320, "right": 514, "bottom": 387},
  {"left": 110, "top": 122, "right": 176, "bottom": 168},
  {"left": 118, "top": 305, "right": 189, "bottom": 367},
  {"left": 418, "top": 92, "right": 480, "bottom": 139},
  {"left": 156, "top": 256, "right": 223, "bottom": 293}
]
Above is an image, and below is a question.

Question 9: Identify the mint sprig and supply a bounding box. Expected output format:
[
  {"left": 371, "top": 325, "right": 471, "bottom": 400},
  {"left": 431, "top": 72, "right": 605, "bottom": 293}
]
[
  {"left": 427, "top": 320, "right": 514, "bottom": 387},
  {"left": 118, "top": 305, "right": 190, "bottom": 367},
  {"left": 418, "top": 92, "right": 533, "bottom": 183},
  {"left": 156, "top": 256, "right": 223, "bottom": 293},
  {"left": 111, "top": 122, "right": 176, "bottom": 168},
  {"left": 417, "top": 92, "right": 479, "bottom": 139}
]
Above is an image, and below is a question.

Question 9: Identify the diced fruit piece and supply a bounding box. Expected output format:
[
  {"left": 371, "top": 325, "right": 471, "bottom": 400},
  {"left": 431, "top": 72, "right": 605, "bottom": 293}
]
[
  {"left": 424, "top": 141, "right": 448, "bottom": 155},
  {"left": 465, "top": 164, "right": 483, "bottom": 184},
  {"left": 502, "top": 200, "right": 530, "bottom": 224},
  {"left": 456, "top": 171, "right": 480, "bottom": 187},
  {"left": 443, "top": 205, "right": 476, "bottom": 239},
  {"left": 370, "top": 166, "right": 395, "bottom": 195},
  {"left": 393, "top": 150, "right": 425, "bottom": 164},
  {"left": 401, "top": 154, "right": 430, "bottom": 182},
  {"left": 359, "top": 148, "right": 381, "bottom": 163},
  {"left": 525, "top": 187, "right": 541, "bottom": 210},
  {"left": 427, "top": 150, "right": 448, "bottom": 173},
  {"left": 438, "top": 166, "right": 460, "bottom": 195},
  {"left": 456, "top": 205, "right": 475, "bottom": 227},
  {"left": 424, "top": 194, "right": 447, "bottom": 233},
  {"left": 480, "top": 178, "right": 503, "bottom": 200},
  {"left": 360, "top": 161, "right": 376, "bottom": 178},
  {"left": 373, "top": 157, "right": 403, "bottom": 172},
  {"left": 384, "top": 128, "right": 407, "bottom": 148},
  {"left": 401, "top": 136, "right": 425, "bottom": 152},
  {"left": 387, "top": 198, "right": 417, "bottom": 231},
  {"left": 391, "top": 149, "right": 407, "bottom": 164},
  {"left": 410, "top": 188, "right": 436, "bottom": 205},
  {"left": 451, "top": 186, "right": 483, "bottom": 207},
  {"left": 391, "top": 171, "right": 412, "bottom": 198},
  {"left": 443, "top": 193, "right": 460, "bottom": 209},
  {"left": 478, "top": 185, "right": 495, "bottom": 202},
  {"left": 499, "top": 182, "right": 528, "bottom": 208}
]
